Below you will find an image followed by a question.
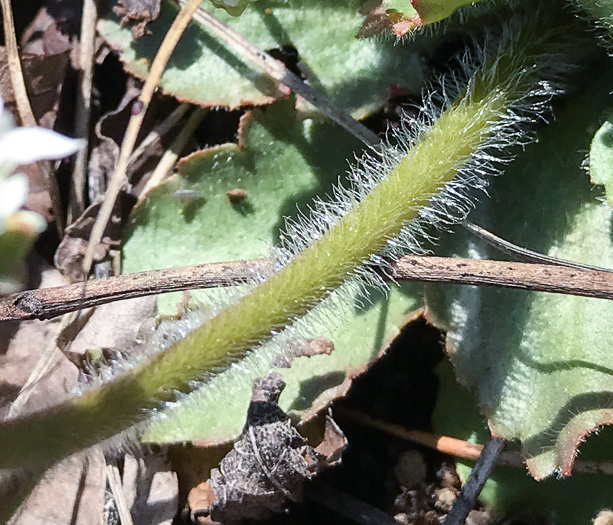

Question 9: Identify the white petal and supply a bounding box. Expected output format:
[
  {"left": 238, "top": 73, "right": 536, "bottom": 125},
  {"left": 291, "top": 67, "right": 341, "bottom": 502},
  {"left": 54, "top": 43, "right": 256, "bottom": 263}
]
[
  {"left": 0, "top": 115, "right": 13, "bottom": 139},
  {"left": 0, "top": 127, "right": 84, "bottom": 164},
  {"left": 0, "top": 109, "right": 14, "bottom": 140},
  {"left": 12, "top": 210, "right": 47, "bottom": 234},
  {"left": 0, "top": 173, "right": 28, "bottom": 219}
]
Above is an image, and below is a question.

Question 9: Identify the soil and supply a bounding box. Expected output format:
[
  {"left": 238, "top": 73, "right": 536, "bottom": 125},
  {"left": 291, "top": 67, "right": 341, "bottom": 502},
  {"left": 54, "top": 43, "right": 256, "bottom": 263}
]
[{"left": 234, "top": 318, "right": 502, "bottom": 525}]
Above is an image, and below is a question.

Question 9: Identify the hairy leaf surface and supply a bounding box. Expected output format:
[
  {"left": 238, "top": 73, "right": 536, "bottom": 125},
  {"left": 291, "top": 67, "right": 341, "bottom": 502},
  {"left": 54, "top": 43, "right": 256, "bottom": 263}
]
[
  {"left": 426, "top": 68, "right": 613, "bottom": 479},
  {"left": 434, "top": 360, "right": 613, "bottom": 524},
  {"left": 98, "top": 0, "right": 425, "bottom": 117}
]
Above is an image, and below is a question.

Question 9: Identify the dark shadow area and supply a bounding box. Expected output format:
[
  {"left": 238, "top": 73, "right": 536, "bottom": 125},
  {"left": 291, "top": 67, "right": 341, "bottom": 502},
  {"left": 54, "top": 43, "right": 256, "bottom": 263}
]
[
  {"left": 0, "top": 381, "right": 21, "bottom": 412},
  {"left": 267, "top": 45, "right": 301, "bottom": 78},
  {"left": 287, "top": 371, "right": 347, "bottom": 412},
  {"left": 337, "top": 318, "right": 444, "bottom": 430},
  {"left": 516, "top": 350, "right": 613, "bottom": 377},
  {"left": 0, "top": 321, "right": 20, "bottom": 356},
  {"left": 230, "top": 198, "right": 255, "bottom": 217},
  {"left": 93, "top": 52, "right": 129, "bottom": 119},
  {"left": 181, "top": 199, "right": 206, "bottom": 223},
  {"left": 193, "top": 108, "right": 245, "bottom": 148}
]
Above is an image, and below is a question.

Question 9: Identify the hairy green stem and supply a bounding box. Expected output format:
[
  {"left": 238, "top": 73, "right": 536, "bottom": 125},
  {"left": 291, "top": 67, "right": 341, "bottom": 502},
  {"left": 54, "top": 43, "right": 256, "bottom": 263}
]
[
  {"left": 572, "top": 0, "right": 613, "bottom": 34},
  {"left": 0, "top": 10, "right": 579, "bottom": 493}
]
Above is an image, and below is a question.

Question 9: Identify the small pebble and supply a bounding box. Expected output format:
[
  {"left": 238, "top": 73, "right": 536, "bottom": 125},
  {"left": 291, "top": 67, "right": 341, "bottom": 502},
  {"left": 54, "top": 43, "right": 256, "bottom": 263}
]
[
  {"left": 423, "top": 510, "right": 440, "bottom": 525},
  {"left": 594, "top": 510, "right": 613, "bottom": 525},
  {"left": 394, "top": 450, "right": 427, "bottom": 489},
  {"left": 438, "top": 462, "right": 461, "bottom": 489},
  {"left": 465, "top": 509, "right": 494, "bottom": 525},
  {"left": 394, "top": 512, "right": 410, "bottom": 525},
  {"left": 434, "top": 487, "right": 457, "bottom": 513}
]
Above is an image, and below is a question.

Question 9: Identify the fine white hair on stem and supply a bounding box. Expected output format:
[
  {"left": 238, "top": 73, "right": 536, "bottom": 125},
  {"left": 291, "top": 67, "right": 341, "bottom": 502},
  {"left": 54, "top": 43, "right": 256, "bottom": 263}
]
[
  {"left": 276, "top": 18, "right": 573, "bottom": 282},
  {"left": 64, "top": 5, "right": 584, "bottom": 452},
  {"left": 0, "top": 8, "right": 591, "bottom": 522},
  {"left": 102, "top": 9, "right": 583, "bottom": 442}
]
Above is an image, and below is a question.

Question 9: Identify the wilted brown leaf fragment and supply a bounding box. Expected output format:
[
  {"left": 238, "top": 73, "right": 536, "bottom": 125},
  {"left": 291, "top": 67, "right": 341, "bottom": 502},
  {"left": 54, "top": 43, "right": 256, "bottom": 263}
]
[
  {"left": 113, "top": 0, "right": 161, "bottom": 38},
  {"left": 189, "top": 373, "right": 346, "bottom": 524}
]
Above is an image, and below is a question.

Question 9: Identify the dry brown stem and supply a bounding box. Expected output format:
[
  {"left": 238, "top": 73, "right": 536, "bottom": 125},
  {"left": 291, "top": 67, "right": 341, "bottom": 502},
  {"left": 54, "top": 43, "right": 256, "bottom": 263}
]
[{"left": 2, "top": 256, "right": 613, "bottom": 322}]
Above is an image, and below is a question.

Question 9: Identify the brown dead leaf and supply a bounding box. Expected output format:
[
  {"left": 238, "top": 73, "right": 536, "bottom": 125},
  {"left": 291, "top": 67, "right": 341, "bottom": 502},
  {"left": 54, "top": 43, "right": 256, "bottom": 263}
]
[
  {"left": 357, "top": 1, "right": 420, "bottom": 38},
  {"left": 274, "top": 336, "right": 335, "bottom": 368},
  {"left": 54, "top": 199, "right": 124, "bottom": 282},
  {"left": 120, "top": 452, "right": 179, "bottom": 525},
  {"left": 312, "top": 416, "right": 347, "bottom": 470},
  {"left": 0, "top": 264, "right": 76, "bottom": 420},
  {"left": 0, "top": 48, "right": 70, "bottom": 129},
  {"left": 89, "top": 79, "right": 159, "bottom": 201},
  {"left": 88, "top": 138, "right": 120, "bottom": 200},
  {"left": 87, "top": 85, "right": 136, "bottom": 201},
  {"left": 60, "top": 296, "right": 157, "bottom": 379},
  {"left": 12, "top": 450, "right": 106, "bottom": 525},
  {"left": 189, "top": 374, "right": 346, "bottom": 524},
  {"left": 21, "top": 7, "right": 73, "bottom": 57},
  {"left": 20, "top": 162, "right": 54, "bottom": 225},
  {"left": 113, "top": 0, "right": 162, "bottom": 39}
]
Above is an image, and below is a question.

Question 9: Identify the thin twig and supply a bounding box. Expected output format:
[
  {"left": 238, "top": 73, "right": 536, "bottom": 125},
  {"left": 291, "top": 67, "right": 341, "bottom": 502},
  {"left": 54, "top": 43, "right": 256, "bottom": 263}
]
[
  {"left": 82, "top": 0, "right": 205, "bottom": 277},
  {"left": 183, "top": 1, "right": 379, "bottom": 147},
  {"left": 0, "top": 0, "right": 65, "bottom": 237},
  {"left": 3, "top": 255, "right": 613, "bottom": 322},
  {"left": 0, "top": 258, "right": 261, "bottom": 321},
  {"left": 0, "top": 0, "right": 35, "bottom": 126},
  {"left": 463, "top": 221, "right": 613, "bottom": 273},
  {"left": 139, "top": 106, "right": 208, "bottom": 199},
  {"left": 105, "top": 459, "right": 134, "bottom": 525},
  {"left": 444, "top": 437, "right": 505, "bottom": 525},
  {"left": 68, "top": 0, "right": 98, "bottom": 224},
  {"left": 338, "top": 409, "right": 613, "bottom": 476},
  {"left": 129, "top": 102, "right": 191, "bottom": 167}
]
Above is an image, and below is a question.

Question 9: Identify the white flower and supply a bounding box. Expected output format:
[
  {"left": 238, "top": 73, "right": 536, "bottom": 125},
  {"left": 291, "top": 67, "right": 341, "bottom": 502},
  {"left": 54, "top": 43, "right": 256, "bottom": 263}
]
[
  {"left": 0, "top": 99, "right": 84, "bottom": 234},
  {"left": 0, "top": 99, "right": 84, "bottom": 293}
]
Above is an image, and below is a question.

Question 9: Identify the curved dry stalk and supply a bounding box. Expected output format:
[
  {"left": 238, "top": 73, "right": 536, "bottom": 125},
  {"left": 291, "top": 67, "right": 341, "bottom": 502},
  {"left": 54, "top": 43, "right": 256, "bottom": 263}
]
[
  {"left": 82, "top": 0, "right": 206, "bottom": 276},
  {"left": 69, "top": 0, "right": 98, "bottom": 223}
]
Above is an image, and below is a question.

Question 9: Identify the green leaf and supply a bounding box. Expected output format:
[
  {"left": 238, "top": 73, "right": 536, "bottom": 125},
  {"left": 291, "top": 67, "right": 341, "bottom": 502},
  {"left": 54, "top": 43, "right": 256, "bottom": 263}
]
[
  {"left": 589, "top": 110, "right": 613, "bottom": 207},
  {"left": 98, "top": 0, "right": 426, "bottom": 118},
  {"left": 122, "top": 101, "right": 421, "bottom": 444},
  {"left": 385, "top": 0, "right": 412, "bottom": 10},
  {"left": 425, "top": 66, "right": 613, "bottom": 479},
  {"left": 0, "top": 228, "right": 39, "bottom": 294},
  {"left": 379, "top": 0, "right": 484, "bottom": 36},
  {"left": 434, "top": 359, "right": 613, "bottom": 524},
  {"left": 409, "top": 0, "right": 483, "bottom": 25},
  {"left": 210, "top": 0, "right": 255, "bottom": 16}
]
